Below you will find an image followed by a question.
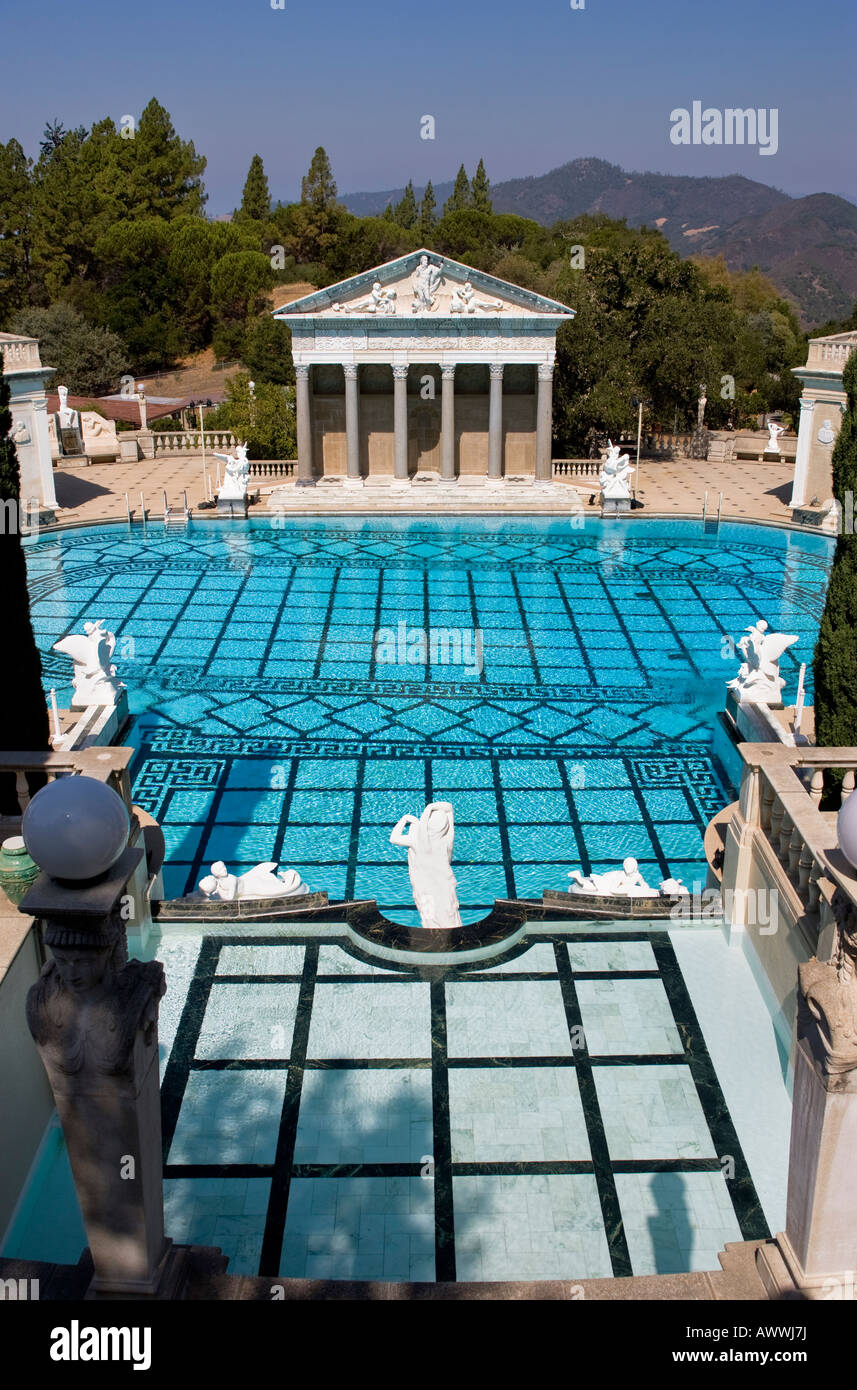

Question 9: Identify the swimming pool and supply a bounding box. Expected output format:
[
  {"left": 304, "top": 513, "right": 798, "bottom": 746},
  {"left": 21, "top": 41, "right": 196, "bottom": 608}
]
[{"left": 25, "top": 516, "right": 832, "bottom": 918}]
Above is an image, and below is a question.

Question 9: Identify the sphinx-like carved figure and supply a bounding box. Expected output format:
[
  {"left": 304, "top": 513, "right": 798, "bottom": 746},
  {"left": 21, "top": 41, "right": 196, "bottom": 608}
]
[
  {"left": 53, "top": 619, "right": 125, "bottom": 709},
  {"left": 390, "top": 801, "right": 463, "bottom": 929},
  {"left": 798, "top": 887, "right": 857, "bottom": 1076}
]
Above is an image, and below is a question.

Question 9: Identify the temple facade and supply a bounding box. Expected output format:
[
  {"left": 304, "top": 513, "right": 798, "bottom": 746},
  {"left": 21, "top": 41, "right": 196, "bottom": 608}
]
[
  {"left": 274, "top": 251, "right": 574, "bottom": 486},
  {"left": 790, "top": 330, "right": 857, "bottom": 509}
]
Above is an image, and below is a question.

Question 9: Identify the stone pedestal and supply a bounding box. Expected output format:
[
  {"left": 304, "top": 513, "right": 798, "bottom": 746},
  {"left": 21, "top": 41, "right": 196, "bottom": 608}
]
[
  {"left": 601, "top": 497, "right": 630, "bottom": 518},
  {"left": 757, "top": 884, "right": 857, "bottom": 1299},
  {"left": 217, "top": 497, "right": 248, "bottom": 518},
  {"left": 18, "top": 847, "right": 203, "bottom": 1299}
]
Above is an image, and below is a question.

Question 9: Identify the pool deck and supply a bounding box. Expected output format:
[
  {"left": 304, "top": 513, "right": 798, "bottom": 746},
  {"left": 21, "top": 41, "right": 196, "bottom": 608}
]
[{"left": 47, "top": 455, "right": 796, "bottom": 529}]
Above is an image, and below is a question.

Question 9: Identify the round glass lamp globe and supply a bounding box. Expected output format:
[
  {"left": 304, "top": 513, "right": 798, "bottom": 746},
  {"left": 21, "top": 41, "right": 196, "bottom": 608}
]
[
  {"left": 22, "top": 776, "right": 130, "bottom": 881},
  {"left": 838, "top": 790, "right": 857, "bottom": 871}
]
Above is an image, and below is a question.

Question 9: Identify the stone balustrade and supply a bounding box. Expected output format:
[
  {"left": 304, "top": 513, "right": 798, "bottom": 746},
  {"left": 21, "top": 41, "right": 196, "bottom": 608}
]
[
  {"left": 248, "top": 460, "right": 296, "bottom": 478},
  {"left": 0, "top": 747, "right": 134, "bottom": 829},
  {"left": 0, "top": 336, "right": 43, "bottom": 371},
  {"left": 553, "top": 459, "right": 600, "bottom": 478},
  {"left": 151, "top": 430, "right": 237, "bottom": 457}
]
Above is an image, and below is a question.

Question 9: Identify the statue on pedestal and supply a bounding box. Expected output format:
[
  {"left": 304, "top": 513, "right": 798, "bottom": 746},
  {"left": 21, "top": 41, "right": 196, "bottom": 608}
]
[
  {"left": 765, "top": 421, "right": 785, "bottom": 454},
  {"left": 390, "top": 802, "right": 463, "bottom": 929},
  {"left": 214, "top": 442, "right": 250, "bottom": 501},
  {"left": 727, "top": 619, "right": 798, "bottom": 704},
  {"left": 53, "top": 619, "right": 125, "bottom": 709},
  {"left": 55, "top": 385, "right": 83, "bottom": 456},
  {"left": 599, "top": 441, "right": 632, "bottom": 514},
  {"left": 192, "top": 861, "right": 310, "bottom": 901},
  {"left": 568, "top": 857, "right": 659, "bottom": 897}
]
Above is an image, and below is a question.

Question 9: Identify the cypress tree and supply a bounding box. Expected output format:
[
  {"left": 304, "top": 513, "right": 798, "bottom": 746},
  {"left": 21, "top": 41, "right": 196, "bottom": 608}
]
[
  {"left": 471, "top": 158, "right": 492, "bottom": 213},
  {"left": 0, "top": 366, "right": 50, "bottom": 811},
  {"left": 419, "top": 180, "right": 437, "bottom": 240},
  {"left": 443, "top": 165, "right": 471, "bottom": 216},
  {"left": 301, "top": 147, "right": 338, "bottom": 211},
  {"left": 393, "top": 180, "right": 418, "bottom": 230},
  {"left": 239, "top": 154, "right": 271, "bottom": 221},
  {"left": 813, "top": 350, "right": 857, "bottom": 755}
]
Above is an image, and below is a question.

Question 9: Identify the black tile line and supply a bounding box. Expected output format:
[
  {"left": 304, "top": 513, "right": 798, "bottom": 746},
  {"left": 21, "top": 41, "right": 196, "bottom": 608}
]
[
  {"left": 163, "top": 1155, "right": 726, "bottom": 1182},
  {"left": 625, "top": 756, "right": 673, "bottom": 879},
  {"left": 508, "top": 569, "right": 542, "bottom": 683},
  {"left": 189, "top": 1052, "right": 695, "bottom": 1071},
  {"left": 257, "top": 563, "right": 299, "bottom": 672},
  {"left": 344, "top": 754, "right": 367, "bottom": 901},
  {"left": 147, "top": 567, "right": 211, "bottom": 669},
  {"left": 311, "top": 568, "right": 342, "bottom": 680},
  {"left": 258, "top": 941, "right": 319, "bottom": 1277},
  {"left": 596, "top": 574, "right": 649, "bottom": 683},
  {"left": 489, "top": 756, "right": 517, "bottom": 899},
  {"left": 465, "top": 569, "right": 488, "bottom": 686},
  {"left": 367, "top": 565, "right": 385, "bottom": 682},
  {"left": 183, "top": 761, "right": 237, "bottom": 898},
  {"left": 160, "top": 936, "right": 222, "bottom": 1163},
  {"left": 270, "top": 757, "right": 302, "bottom": 875},
  {"left": 422, "top": 562, "right": 433, "bottom": 684},
  {"left": 430, "top": 979, "right": 456, "bottom": 1282},
  {"left": 649, "top": 934, "right": 771, "bottom": 1243},
  {"left": 552, "top": 574, "right": 598, "bottom": 686},
  {"left": 553, "top": 941, "right": 633, "bottom": 1278},
  {"left": 557, "top": 759, "right": 593, "bottom": 877},
  {"left": 637, "top": 575, "right": 705, "bottom": 680}
]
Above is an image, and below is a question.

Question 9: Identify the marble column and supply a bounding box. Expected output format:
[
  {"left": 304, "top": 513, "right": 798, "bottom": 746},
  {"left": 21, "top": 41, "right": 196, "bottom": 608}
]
[
  {"left": 295, "top": 364, "right": 315, "bottom": 486},
  {"left": 33, "top": 398, "right": 58, "bottom": 508},
  {"left": 789, "top": 395, "right": 816, "bottom": 508},
  {"left": 536, "top": 363, "right": 554, "bottom": 483},
  {"left": 344, "top": 364, "right": 362, "bottom": 486},
  {"left": 441, "top": 366, "right": 456, "bottom": 482},
  {"left": 393, "top": 365, "right": 409, "bottom": 483},
  {"left": 487, "top": 363, "right": 504, "bottom": 484}
]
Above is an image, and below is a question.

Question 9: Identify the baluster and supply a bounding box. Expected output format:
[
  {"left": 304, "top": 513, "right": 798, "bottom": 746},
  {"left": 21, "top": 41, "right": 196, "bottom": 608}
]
[
  {"left": 778, "top": 811, "right": 792, "bottom": 864},
  {"left": 798, "top": 842, "right": 813, "bottom": 897},
  {"left": 843, "top": 770, "right": 855, "bottom": 804},
  {"left": 760, "top": 781, "right": 775, "bottom": 833},
  {"left": 788, "top": 825, "right": 802, "bottom": 881},
  {"left": 14, "top": 769, "right": 29, "bottom": 815},
  {"left": 770, "top": 796, "right": 783, "bottom": 847},
  {"left": 807, "top": 861, "right": 822, "bottom": 914},
  {"left": 810, "top": 769, "right": 824, "bottom": 806}
]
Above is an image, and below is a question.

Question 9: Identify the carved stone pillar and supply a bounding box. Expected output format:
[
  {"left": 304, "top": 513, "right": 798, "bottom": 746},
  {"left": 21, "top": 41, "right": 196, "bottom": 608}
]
[
  {"left": 295, "top": 364, "right": 315, "bottom": 486},
  {"left": 441, "top": 366, "right": 456, "bottom": 482},
  {"left": 536, "top": 363, "right": 554, "bottom": 483},
  {"left": 487, "top": 363, "right": 504, "bottom": 484},
  {"left": 789, "top": 395, "right": 816, "bottom": 509},
  {"left": 344, "top": 365, "right": 362, "bottom": 487},
  {"left": 757, "top": 882, "right": 857, "bottom": 1298},
  {"left": 393, "top": 365, "right": 409, "bottom": 483},
  {"left": 20, "top": 849, "right": 194, "bottom": 1298}
]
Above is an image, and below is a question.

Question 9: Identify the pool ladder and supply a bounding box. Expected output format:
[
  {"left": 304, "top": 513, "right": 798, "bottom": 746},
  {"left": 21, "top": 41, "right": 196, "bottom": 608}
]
[
  {"left": 163, "top": 489, "right": 192, "bottom": 529},
  {"left": 702, "top": 490, "right": 723, "bottom": 532}
]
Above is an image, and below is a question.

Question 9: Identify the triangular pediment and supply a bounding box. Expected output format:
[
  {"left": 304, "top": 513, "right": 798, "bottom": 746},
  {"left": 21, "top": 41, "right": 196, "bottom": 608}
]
[{"left": 274, "top": 250, "right": 574, "bottom": 322}]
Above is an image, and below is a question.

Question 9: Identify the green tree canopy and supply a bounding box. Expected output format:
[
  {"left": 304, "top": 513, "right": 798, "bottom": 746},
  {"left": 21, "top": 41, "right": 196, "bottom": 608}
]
[
  {"left": 12, "top": 303, "right": 128, "bottom": 395},
  {"left": 419, "top": 181, "right": 436, "bottom": 241},
  {"left": 207, "top": 370, "right": 296, "bottom": 459},
  {"left": 210, "top": 250, "right": 274, "bottom": 360},
  {"left": 443, "top": 165, "right": 472, "bottom": 216},
  {"left": 471, "top": 159, "right": 492, "bottom": 214},
  {"left": 238, "top": 154, "right": 271, "bottom": 222},
  {"left": 301, "top": 146, "right": 338, "bottom": 211},
  {"left": 393, "top": 180, "right": 418, "bottom": 230}
]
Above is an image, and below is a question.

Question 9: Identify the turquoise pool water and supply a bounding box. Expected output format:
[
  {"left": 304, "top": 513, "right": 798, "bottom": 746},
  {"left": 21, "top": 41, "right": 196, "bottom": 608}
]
[{"left": 25, "top": 516, "right": 832, "bottom": 917}]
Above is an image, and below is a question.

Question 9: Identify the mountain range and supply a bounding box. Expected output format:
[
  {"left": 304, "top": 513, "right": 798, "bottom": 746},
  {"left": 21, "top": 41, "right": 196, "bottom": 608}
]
[{"left": 343, "top": 159, "right": 857, "bottom": 328}]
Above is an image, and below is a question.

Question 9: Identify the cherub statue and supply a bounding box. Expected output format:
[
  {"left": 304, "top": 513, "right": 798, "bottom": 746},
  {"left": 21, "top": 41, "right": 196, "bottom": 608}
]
[
  {"left": 53, "top": 619, "right": 125, "bottom": 709},
  {"left": 390, "top": 802, "right": 463, "bottom": 929},
  {"left": 727, "top": 619, "right": 798, "bottom": 704}
]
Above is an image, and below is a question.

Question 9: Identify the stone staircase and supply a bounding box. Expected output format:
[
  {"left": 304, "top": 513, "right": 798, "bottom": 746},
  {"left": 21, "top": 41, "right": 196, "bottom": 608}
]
[{"left": 265, "top": 473, "right": 590, "bottom": 515}]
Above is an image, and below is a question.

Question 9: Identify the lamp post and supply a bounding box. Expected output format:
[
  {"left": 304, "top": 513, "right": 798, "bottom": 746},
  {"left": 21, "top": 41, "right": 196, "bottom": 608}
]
[
  {"left": 631, "top": 397, "right": 647, "bottom": 498},
  {"left": 17, "top": 776, "right": 193, "bottom": 1298}
]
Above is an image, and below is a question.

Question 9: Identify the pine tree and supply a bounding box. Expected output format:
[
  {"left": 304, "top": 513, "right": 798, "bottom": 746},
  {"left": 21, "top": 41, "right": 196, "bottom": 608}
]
[
  {"left": 393, "top": 180, "right": 418, "bottom": 230},
  {"left": 239, "top": 154, "right": 271, "bottom": 222},
  {"left": 0, "top": 367, "right": 50, "bottom": 802},
  {"left": 814, "top": 350, "right": 857, "bottom": 754},
  {"left": 382, "top": 202, "right": 395, "bottom": 222},
  {"left": 443, "top": 165, "right": 472, "bottom": 217},
  {"left": 301, "top": 147, "right": 338, "bottom": 211},
  {"left": 419, "top": 180, "right": 437, "bottom": 240},
  {"left": 471, "top": 158, "right": 492, "bottom": 214}
]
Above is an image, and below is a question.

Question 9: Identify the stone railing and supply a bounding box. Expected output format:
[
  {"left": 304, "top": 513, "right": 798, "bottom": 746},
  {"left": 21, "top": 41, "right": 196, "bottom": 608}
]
[
  {"left": 152, "top": 430, "right": 237, "bottom": 457},
  {"left": 640, "top": 431, "right": 694, "bottom": 459},
  {"left": 0, "top": 747, "right": 133, "bottom": 830},
  {"left": 553, "top": 460, "right": 600, "bottom": 478},
  {"left": 0, "top": 335, "right": 43, "bottom": 371},
  {"left": 248, "top": 461, "right": 296, "bottom": 478},
  {"left": 807, "top": 335, "right": 857, "bottom": 369}
]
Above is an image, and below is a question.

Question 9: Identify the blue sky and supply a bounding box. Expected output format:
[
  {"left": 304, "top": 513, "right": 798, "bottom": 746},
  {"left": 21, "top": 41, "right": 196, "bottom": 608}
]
[{"left": 2, "top": 0, "right": 855, "bottom": 213}]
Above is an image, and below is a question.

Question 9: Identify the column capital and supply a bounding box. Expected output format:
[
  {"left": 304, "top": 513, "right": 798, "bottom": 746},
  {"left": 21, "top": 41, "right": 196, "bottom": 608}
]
[
  {"left": 392, "top": 364, "right": 409, "bottom": 381},
  {"left": 799, "top": 396, "right": 816, "bottom": 412},
  {"left": 343, "top": 364, "right": 359, "bottom": 381},
  {"left": 489, "top": 363, "right": 505, "bottom": 381},
  {"left": 294, "top": 364, "right": 311, "bottom": 381},
  {"left": 537, "top": 363, "right": 555, "bottom": 382},
  {"left": 441, "top": 365, "right": 457, "bottom": 380}
]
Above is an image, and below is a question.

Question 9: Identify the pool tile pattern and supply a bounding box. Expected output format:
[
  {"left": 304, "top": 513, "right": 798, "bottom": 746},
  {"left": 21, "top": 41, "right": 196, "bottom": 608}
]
[
  {"left": 24, "top": 519, "right": 831, "bottom": 919},
  {"left": 157, "top": 932, "right": 770, "bottom": 1280}
]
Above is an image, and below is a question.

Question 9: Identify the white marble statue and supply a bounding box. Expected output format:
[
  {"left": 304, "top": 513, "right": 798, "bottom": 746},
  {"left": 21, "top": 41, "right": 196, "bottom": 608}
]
[
  {"left": 599, "top": 441, "right": 633, "bottom": 501},
  {"left": 764, "top": 421, "right": 785, "bottom": 454},
  {"left": 334, "top": 281, "right": 396, "bottom": 315},
  {"left": 727, "top": 619, "right": 798, "bottom": 704},
  {"left": 411, "top": 256, "right": 444, "bottom": 313},
  {"left": 214, "top": 442, "right": 250, "bottom": 500},
  {"left": 81, "top": 412, "right": 120, "bottom": 460},
  {"left": 449, "top": 281, "right": 504, "bottom": 315},
  {"left": 568, "top": 857, "right": 659, "bottom": 897},
  {"left": 193, "top": 861, "right": 310, "bottom": 901},
  {"left": 57, "top": 385, "right": 80, "bottom": 431},
  {"left": 136, "top": 383, "right": 149, "bottom": 431},
  {"left": 390, "top": 802, "right": 463, "bottom": 929},
  {"left": 53, "top": 619, "right": 125, "bottom": 708}
]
